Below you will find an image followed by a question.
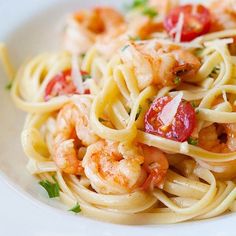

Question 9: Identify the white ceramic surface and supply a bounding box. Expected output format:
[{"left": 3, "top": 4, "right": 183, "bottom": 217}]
[{"left": 0, "top": 0, "right": 234, "bottom": 235}]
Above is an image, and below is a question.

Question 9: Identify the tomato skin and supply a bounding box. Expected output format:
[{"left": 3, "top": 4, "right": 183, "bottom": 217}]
[
  {"left": 44, "top": 69, "right": 90, "bottom": 101},
  {"left": 144, "top": 96, "right": 196, "bottom": 142},
  {"left": 164, "top": 4, "right": 211, "bottom": 42}
]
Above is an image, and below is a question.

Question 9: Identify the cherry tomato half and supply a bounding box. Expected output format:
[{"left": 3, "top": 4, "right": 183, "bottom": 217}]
[
  {"left": 144, "top": 96, "right": 196, "bottom": 142},
  {"left": 164, "top": 4, "right": 211, "bottom": 42},
  {"left": 44, "top": 69, "right": 90, "bottom": 101}
]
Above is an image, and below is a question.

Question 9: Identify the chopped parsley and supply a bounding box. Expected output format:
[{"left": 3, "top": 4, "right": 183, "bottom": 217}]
[
  {"left": 187, "top": 137, "right": 198, "bottom": 146},
  {"left": 125, "top": 0, "right": 158, "bottom": 20},
  {"left": 98, "top": 117, "right": 107, "bottom": 123},
  {"left": 173, "top": 76, "right": 181, "bottom": 85},
  {"left": 39, "top": 177, "right": 60, "bottom": 198},
  {"left": 5, "top": 81, "right": 12, "bottom": 90},
  {"left": 195, "top": 109, "right": 200, "bottom": 114},
  {"left": 80, "top": 53, "right": 86, "bottom": 59},
  {"left": 82, "top": 73, "right": 92, "bottom": 81},
  {"left": 195, "top": 48, "right": 203, "bottom": 56},
  {"left": 142, "top": 7, "right": 158, "bottom": 18},
  {"left": 121, "top": 45, "right": 130, "bottom": 52},
  {"left": 190, "top": 101, "right": 197, "bottom": 108},
  {"left": 129, "top": 35, "right": 141, "bottom": 41},
  {"left": 125, "top": 0, "right": 148, "bottom": 10},
  {"left": 135, "top": 106, "right": 142, "bottom": 120},
  {"left": 69, "top": 203, "right": 81, "bottom": 213},
  {"left": 210, "top": 66, "right": 220, "bottom": 77},
  {"left": 127, "top": 108, "right": 131, "bottom": 115}
]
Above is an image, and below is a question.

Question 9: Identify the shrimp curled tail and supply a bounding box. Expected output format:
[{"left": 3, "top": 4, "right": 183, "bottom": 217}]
[
  {"left": 82, "top": 141, "right": 169, "bottom": 194},
  {"left": 53, "top": 98, "right": 99, "bottom": 175},
  {"left": 198, "top": 123, "right": 236, "bottom": 180},
  {"left": 64, "top": 7, "right": 125, "bottom": 54},
  {"left": 141, "top": 145, "right": 169, "bottom": 190},
  {"left": 82, "top": 140, "right": 145, "bottom": 194},
  {"left": 120, "top": 41, "right": 200, "bottom": 90}
]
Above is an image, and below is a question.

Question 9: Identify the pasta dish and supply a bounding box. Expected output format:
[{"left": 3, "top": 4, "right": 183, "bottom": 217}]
[{"left": 2, "top": 0, "right": 236, "bottom": 224}]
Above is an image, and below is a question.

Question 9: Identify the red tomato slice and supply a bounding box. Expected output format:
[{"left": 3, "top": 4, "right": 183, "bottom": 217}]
[
  {"left": 164, "top": 4, "right": 211, "bottom": 42},
  {"left": 144, "top": 96, "right": 196, "bottom": 142},
  {"left": 44, "top": 69, "right": 90, "bottom": 101}
]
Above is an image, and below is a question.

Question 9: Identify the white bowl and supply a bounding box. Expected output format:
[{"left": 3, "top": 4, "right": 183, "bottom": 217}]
[{"left": 0, "top": 0, "right": 235, "bottom": 235}]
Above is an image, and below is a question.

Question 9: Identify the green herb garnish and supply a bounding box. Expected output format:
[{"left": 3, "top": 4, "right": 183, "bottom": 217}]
[
  {"left": 82, "top": 73, "right": 92, "bottom": 81},
  {"left": 195, "top": 48, "right": 203, "bottom": 56},
  {"left": 142, "top": 7, "right": 158, "bottom": 18},
  {"left": 80, "top": 53, "right": 86, "bottom": 59},
  {"left": 187, "top": 137, "right": 198, "bottom": 146},
  {"left": 127, "top": 108, "right": 131, "bottom": 115},
  {"left": 121, "top": 45, "right": 130, "bottom": 52},
  {"left": 190, "top": 101, "right": 197, "bottom": 108},
  {"left": 210, "top": 66, "right": 220, "bottom": 77},
  {"left": 5, "top": 81, "right": 12, "bottom": 90},
  {"left": 129, "top": 35, "right": 141, "bottom": 41},
  {"left": 125, "top": 0, "right": 148, "bottom": 10},
  {"left": 39, "top": 178, "right": 60, "bottom": 198},
  {"left": 69, "top": 203, "right": 81, "bottom": 213},
  {"left": 195, "top": 109, "right": 200, "bottom": 114},
  {"left": 173, "top": 76, "right": 181, "bottom": 85},
  {"left": 98, "top": 117, "right": 107, "bottom": 123},
  {"left": 135, "top": 105, "right": 142, "bottom": 120}
]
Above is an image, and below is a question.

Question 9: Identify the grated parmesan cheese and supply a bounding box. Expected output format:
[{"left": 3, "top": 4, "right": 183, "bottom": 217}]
[
  {"left": 222, "top": 90, "right": 228, "bottom": 103},
  {"left": 169, "top": 12, "right": 184, "bottom": 43},
  {"left": 159, "top": 92, "right": 183, "bottom": 126},
  {"left": 180, "top": 141, "right": 189, "bottom": 154}
]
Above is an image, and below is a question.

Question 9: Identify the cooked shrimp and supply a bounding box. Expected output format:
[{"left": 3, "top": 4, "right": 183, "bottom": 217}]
[
  {"left": 198, "top": 124, "right": 222, "bottom": 153},
  {"left": 82, "top": 140, "right": 144, "bottom": 194},
  {"left": 53, "top": 98, "right": 99, "bottom": 175},
  {"left": 75, "top": 7, "right": 125, "bottom": 35},
  {"left": 126, "top": 14, "right": 164, "bottom": 40},
  {"left": 209, "top": 0, "right": 236, "bottom": 31},
  {"left": 141, "top": 145, "right": 169, "bottom": 190},
  {"left": 64, "top": 7, "right": 125, "bottom": 54},
  {"left": 208, "top": 0, "right": 236, "bottom": 54},
  {"left": 82, "top": 141, "right": 168, "bottom": 194},
  {"left": 120, "top": 40, "right": 201, "bottom": 90},
  {"left": 198, "top": 123, "right": 236, "bottom": 179},
  {"left": 198, "top": 123, "right": 236, "bottom": 153},
  {"left": 224, "top": 124, "right": 236, "bottom": 151},
  {"left": 136, "top": 20, "right": 164, "bottom": 39}
]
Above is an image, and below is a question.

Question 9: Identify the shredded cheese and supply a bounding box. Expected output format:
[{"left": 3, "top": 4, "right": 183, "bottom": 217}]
[
  {"left": 222, "top": 90, "right": 228, "bottom": 103},
  {"left": 180, "top": 141, "right": 189, "bottom": 154},
  {"left": 71, "top": 54, "right": 84, "bottom": 94},
  {"left": 171, "top": 12, "right": 184, "bottom": 43},
  {"left": 159, "top": 92, "right": 183, "bottom": 126}
]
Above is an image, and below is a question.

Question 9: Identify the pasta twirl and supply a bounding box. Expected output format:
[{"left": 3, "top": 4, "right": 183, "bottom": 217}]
[{"left": 3, "top": 0, "right": 236, "bottom": 225}]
